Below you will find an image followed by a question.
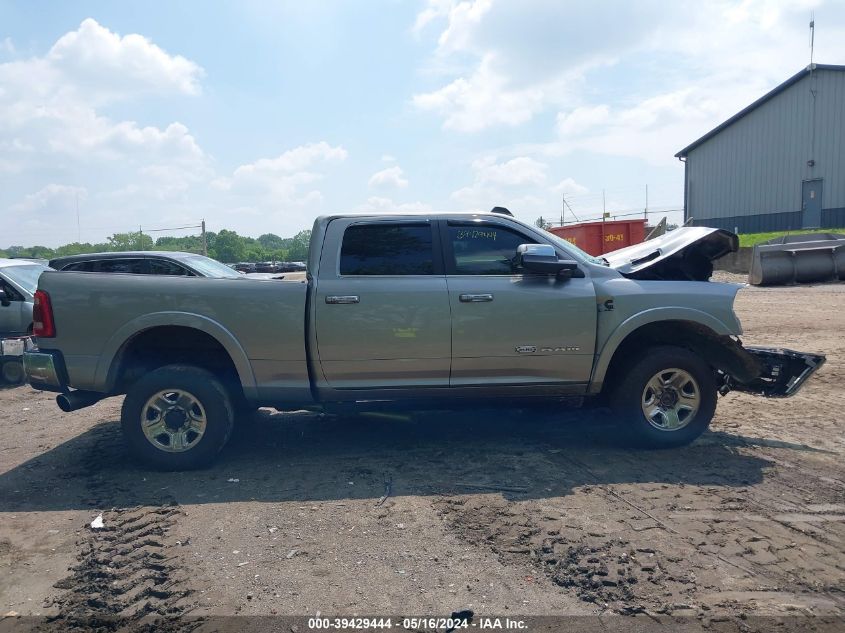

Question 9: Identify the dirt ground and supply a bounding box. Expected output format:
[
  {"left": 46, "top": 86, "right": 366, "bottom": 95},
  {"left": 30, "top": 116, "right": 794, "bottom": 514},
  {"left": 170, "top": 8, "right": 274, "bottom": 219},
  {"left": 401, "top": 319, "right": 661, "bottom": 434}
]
[{"left": 1, "top": 279, "right": 843, "bottom": 631}]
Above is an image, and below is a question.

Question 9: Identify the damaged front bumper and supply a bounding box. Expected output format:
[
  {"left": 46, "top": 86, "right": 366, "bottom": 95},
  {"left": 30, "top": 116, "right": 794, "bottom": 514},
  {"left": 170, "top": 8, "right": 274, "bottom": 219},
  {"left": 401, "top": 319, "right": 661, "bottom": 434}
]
[{"left": 725, "top": 347, "right": 826, "bottom": 398}]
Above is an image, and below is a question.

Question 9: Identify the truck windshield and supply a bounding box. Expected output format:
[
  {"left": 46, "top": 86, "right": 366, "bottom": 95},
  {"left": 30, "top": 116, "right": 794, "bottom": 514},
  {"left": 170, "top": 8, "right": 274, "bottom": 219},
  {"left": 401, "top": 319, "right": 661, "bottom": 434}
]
[
  {"left": 182, "top": 255, "right": 244, "bottom": 278},
  {"left": 1, "top": 263, "right": 50, "bottom": 293}
]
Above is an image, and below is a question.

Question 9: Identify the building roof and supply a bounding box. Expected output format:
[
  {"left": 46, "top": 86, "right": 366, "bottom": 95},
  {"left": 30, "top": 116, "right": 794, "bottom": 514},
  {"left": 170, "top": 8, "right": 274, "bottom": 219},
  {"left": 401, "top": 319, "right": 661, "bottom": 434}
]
[{"left": 675, "top": 64, "right": 845, "bottom": 158}]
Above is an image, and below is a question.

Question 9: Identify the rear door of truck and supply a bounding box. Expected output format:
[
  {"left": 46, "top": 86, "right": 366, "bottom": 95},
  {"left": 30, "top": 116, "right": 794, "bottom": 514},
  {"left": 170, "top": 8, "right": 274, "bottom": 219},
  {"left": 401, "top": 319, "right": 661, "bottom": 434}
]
[{"left": 314, "top": 218, "right": 451, "bottom": 389}]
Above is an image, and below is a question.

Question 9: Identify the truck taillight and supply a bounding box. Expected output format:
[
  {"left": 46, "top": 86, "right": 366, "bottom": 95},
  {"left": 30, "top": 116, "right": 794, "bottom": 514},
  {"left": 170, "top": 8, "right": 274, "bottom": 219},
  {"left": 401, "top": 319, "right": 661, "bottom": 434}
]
[{"left": 32, "top": 290, "right": 55, "bottom": 337}]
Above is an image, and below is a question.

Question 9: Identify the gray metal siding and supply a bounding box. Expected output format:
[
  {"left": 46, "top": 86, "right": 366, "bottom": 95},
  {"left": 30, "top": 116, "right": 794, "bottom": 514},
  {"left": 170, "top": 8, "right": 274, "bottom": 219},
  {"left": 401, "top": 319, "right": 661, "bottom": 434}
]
[{"left": 687, "top": 69, "right": 845, "bottom": 230}]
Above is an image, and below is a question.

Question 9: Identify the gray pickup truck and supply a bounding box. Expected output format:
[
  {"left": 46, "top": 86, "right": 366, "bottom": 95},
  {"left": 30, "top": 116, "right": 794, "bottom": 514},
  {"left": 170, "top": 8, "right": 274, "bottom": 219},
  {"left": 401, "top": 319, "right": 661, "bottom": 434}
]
[{"left": 24, "top": 212, "right": 824, "bottom": 469}]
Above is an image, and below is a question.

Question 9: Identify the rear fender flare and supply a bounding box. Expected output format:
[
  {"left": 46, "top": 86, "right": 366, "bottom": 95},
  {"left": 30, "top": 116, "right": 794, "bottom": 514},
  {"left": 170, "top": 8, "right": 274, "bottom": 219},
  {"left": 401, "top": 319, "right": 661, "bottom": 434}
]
[
  {"left": 94, "top": 311, "right": 257, "bottom": 398},
  {"left": 589, "top": 307, "right": 734, "bottom": 394}
]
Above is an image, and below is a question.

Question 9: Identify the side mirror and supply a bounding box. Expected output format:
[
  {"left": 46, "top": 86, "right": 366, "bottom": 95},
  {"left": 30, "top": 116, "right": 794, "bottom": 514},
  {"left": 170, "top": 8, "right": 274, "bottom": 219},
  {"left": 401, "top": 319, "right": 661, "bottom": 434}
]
[
  {"left": 0, "top": 289, "right": 10, "bottom": 307},
  {"left": 516, "top": 244, "right": 580, "bottom": 277}
]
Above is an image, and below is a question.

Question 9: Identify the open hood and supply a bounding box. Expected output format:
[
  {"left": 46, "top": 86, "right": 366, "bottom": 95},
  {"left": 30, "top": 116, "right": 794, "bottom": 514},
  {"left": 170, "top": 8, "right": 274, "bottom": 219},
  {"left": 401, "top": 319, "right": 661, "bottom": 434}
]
[{"left": 603, "top": 227, "right": 738, "bottom": 281}]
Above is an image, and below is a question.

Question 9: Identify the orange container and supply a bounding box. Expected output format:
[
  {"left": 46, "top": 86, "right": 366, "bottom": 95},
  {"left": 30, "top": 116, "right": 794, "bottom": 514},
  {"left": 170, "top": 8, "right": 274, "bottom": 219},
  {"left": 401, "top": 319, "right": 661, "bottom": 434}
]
[{"left": 548, "top": 219, "right": 646, "bottom": 256}]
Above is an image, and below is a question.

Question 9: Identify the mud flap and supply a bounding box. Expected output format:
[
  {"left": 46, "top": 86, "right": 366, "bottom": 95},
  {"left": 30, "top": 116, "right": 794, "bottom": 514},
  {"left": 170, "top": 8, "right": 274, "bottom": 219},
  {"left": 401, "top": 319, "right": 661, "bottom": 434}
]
[{"left": 730, "top": 347, "right": 826, "bottom": 397}]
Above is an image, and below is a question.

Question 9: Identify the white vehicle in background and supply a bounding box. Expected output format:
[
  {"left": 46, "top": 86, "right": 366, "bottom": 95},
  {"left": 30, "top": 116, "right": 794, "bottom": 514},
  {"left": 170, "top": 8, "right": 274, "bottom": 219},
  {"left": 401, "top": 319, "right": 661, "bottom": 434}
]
[{"left": 0, "top": 259, "right": 51, "bottom": 337}]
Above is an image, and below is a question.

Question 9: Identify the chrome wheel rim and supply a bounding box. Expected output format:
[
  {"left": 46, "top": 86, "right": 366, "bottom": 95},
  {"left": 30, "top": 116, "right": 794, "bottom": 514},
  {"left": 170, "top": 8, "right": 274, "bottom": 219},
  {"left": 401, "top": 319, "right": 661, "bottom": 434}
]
[
  {"left": 641, "top": 368, "right": 700, "bottom": 431},
  {"left": 141, "top": 389, "right": 207, "bottom": 452}
]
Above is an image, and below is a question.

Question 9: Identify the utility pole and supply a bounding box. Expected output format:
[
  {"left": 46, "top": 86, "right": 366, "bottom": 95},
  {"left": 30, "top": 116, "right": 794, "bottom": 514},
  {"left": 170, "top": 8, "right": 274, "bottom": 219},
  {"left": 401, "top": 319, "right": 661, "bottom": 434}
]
[
  {"left": 139, "top": 226, "right": 143, "bottom": 251},
  {"left": 201, "top": 219, "right": 208, "bottom": 256},
  {"left": 75, "top": 193, "right": 81, "bottom": 243},
  {"left": 645, "top": 184, "right": 649, "bottom": 222},
  {"left": 561, "top": 195, "right": 565, "bottom": 227},
  {"left": 602, "top": 189, "right": 606, "bottom": 223}
]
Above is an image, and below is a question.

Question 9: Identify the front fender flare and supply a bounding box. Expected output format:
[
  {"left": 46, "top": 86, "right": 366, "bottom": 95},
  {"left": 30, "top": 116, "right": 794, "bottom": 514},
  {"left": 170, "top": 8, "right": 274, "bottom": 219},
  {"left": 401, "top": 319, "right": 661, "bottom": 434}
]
[
  {"left": 94, "top": 311, "right": 257, "bottom": 399},
  {"left": 589, "top": 307, "right": 735, "bottom": 394}
]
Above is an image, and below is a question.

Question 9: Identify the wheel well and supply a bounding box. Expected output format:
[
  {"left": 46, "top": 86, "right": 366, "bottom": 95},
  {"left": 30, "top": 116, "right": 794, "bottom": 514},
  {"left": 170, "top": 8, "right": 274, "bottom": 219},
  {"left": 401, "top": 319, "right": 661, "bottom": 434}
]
[
  {"left": 601, "top": 320, "right": 760, "bottom": 394},
  {"left": 112, "top": 326, "right": 244, "bottom": 399}
]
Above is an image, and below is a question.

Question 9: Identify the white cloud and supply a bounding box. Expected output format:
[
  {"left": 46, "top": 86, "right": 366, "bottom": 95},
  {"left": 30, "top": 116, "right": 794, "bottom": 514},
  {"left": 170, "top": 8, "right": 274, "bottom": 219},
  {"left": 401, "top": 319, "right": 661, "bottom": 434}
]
[
  {"left": 0, "top": 19, "right": 207, "bottom": 171},
  {"left": 473, "top": 156, "right": 547, "bottom": 186},
  {"left": 447, "top": 156, "right": 549, "bottom": 218},
  {"left": 213, "top": 142, "right": 346, "bottom": 203},
  {"left": 46, "top": 18, "right": 203, "bottom": 101},
  {"left": 412, "top": 0, "right": 456, "bottom": 36},
  {"left": 210, "top": 142, "right": 347, "bottom": 217},
  {"left": 356, "top": 196, "right": 432, "bottom": 213},
  {"left": 232, "top": 142, "right": 347, "bottom": 180},
  {"left": 11, "top": 184, "right": 87, "bottom": 214},
  {"left": 413, "top": 55, "right": 546, "bottom": 132},
  {"left": 368, "top": 165, "right": 409, "bottom": 189},
  {"left": 555, "top": 105, "right": 610, "bottom": 137},
  {"left": 0, "top": 37, "right": 14, "bottom": 55},
  {"left": 413, "top": 0, "right": 845, "bottom": 142},
  {"left": 546, "top": 86, "right": 735, "bottom": 164},
  {"left": 550, "top": 178, "right": 588, "bottom": 196}
]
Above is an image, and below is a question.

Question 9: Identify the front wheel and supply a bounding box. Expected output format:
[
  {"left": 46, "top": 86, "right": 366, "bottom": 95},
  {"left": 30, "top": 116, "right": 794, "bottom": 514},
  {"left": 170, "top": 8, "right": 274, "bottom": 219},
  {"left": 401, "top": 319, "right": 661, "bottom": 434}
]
[
  {"left": 121, "top": 365, "right": 234, "bottom": 470},
  {"left": 609, "top": 345, "right": 717, "bottom": 448}
]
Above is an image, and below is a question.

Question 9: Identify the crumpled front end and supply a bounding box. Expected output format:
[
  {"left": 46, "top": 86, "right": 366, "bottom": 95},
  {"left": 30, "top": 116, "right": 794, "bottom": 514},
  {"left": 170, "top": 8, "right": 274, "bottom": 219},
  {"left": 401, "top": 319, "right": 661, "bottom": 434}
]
[{"left": 726, "top": 347, "right": 826, "bottom": 398}]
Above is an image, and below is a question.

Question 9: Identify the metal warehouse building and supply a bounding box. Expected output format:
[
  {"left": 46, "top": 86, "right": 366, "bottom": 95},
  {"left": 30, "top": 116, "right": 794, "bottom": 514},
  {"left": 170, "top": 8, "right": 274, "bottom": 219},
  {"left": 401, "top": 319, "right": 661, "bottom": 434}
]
[{"left": 676, "top": 64, "right": 845, "bottom": 233}]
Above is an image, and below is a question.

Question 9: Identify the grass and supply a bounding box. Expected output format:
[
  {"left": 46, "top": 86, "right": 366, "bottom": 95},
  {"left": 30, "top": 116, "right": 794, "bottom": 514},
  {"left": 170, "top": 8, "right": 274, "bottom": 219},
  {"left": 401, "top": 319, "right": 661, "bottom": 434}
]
[{"left": 737, "top": 228, "right": 845, "bottom": 248}]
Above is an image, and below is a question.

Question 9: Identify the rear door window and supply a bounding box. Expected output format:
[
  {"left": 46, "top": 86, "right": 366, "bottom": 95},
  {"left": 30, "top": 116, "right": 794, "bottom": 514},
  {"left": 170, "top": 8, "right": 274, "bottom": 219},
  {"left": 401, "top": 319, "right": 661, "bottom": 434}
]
[
  {"left": 95, "top": 259, "right": 146, "bottom": 274},
  {"left": 340, "top": 224, "right": 434, "bottom": 275},
  {"left": 447, "top": 224, "right": 537, "bottom": 275}
]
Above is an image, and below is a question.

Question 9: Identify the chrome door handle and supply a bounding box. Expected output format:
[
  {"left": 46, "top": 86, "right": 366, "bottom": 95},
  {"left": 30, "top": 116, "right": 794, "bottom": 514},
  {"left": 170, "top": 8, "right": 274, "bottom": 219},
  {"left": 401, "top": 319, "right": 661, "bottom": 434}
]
[
  {"left": 325, "top": 295, "right": 360, "bottom": 304},
  {"left": 459, "top": 293, "right": 493, "bottom": 302}
]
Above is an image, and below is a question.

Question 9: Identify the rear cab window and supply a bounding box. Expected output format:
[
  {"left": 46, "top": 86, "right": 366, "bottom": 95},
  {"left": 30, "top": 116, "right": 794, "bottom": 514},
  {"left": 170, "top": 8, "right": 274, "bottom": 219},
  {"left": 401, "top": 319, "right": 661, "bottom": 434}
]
[{"left": 340, "top": 223, "right": 435, "bottom": 275}]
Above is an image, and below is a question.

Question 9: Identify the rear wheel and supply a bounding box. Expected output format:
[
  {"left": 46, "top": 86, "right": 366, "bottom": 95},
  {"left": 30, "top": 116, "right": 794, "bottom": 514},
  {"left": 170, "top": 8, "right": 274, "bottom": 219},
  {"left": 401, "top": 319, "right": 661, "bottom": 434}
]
[
  {"left": 121, "top": 365, "right": 234, "bottom": 470},
  {"left": 609, "top": 345, "right": 717, "bottom": 448}
]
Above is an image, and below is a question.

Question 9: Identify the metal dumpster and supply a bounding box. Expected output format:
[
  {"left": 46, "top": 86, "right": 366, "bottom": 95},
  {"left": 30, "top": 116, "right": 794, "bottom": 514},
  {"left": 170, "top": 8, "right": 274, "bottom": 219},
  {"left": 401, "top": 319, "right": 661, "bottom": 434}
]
[{"left": 548, "top": 219, "right": 646, "bottom": 256}]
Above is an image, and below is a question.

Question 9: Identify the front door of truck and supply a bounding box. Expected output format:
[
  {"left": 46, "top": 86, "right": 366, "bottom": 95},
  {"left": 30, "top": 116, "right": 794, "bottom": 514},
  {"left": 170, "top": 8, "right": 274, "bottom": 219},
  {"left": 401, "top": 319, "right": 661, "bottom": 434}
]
[
  {"left": 442, "top": 220, "right": 597, "bottom": 387},
  {"left": 314, "top": 219, "right": 451, "bottom": 389}
]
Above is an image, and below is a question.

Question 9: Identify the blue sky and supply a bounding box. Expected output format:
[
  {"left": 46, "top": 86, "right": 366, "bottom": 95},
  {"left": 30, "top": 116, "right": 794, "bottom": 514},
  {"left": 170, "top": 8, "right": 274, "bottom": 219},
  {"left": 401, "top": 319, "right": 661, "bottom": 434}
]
[{"left": 2, "top": 0, "right": 844, "bottom": 247}]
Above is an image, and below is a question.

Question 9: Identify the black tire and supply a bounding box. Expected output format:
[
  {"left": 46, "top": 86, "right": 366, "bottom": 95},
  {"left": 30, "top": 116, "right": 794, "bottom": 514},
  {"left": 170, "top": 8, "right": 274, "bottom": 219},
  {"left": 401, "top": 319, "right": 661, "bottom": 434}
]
[
  {"left": 120, "top": 365, "right": 234, "bottom": 470},
  {"left": 609, "top": 345, "right": 717, "bottom": 448},
  {"left": 2, "top": 360, "right": 25, "bottom": 385}
]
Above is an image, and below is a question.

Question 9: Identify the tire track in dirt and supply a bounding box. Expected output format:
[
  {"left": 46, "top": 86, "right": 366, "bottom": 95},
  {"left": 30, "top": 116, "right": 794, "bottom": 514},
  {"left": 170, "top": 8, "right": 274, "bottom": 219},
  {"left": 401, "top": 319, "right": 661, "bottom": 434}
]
[
  {"left": 43, "top": 505, "right": 200, "bottom": 633},
  {"left": 433, "top": 439, "right": 845, "bottom": 618}
]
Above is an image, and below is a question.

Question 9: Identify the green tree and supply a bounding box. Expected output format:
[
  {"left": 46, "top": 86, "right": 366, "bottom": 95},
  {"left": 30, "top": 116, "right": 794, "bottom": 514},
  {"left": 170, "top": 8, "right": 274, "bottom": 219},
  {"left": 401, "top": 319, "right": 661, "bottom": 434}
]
[
  {"left": 107, "top": 232, "right": 153, "bottom": 251},
  {"left": 257, "top": 233, "right": 285, "bottom": 251},
  {"left": 286, "top": 230, "right": 311, "bottom": 261},
  {"left": 212, "top": 229, "right": 246, "bottom": 263}
]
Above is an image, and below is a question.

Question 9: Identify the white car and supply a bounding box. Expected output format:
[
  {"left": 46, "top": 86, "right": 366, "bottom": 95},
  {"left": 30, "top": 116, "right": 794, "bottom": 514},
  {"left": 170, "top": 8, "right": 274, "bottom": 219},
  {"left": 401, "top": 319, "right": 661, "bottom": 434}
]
[{"left": 0, "top": 259, "right": 51, "bottom": 336}]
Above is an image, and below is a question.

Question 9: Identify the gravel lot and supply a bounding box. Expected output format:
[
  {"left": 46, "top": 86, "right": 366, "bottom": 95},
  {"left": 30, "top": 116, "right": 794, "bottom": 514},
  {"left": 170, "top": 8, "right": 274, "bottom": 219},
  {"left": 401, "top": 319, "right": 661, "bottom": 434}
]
[{"left": 1, "top": 280, "right": 843, "bottom": 630}]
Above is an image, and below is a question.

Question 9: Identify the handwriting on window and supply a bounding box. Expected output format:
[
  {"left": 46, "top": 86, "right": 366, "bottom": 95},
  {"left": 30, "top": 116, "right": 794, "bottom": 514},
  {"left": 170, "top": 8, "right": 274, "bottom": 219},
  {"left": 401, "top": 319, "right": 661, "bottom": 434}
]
[{"left": 456, "top": 229, "right": 497, "bottom": 240}]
